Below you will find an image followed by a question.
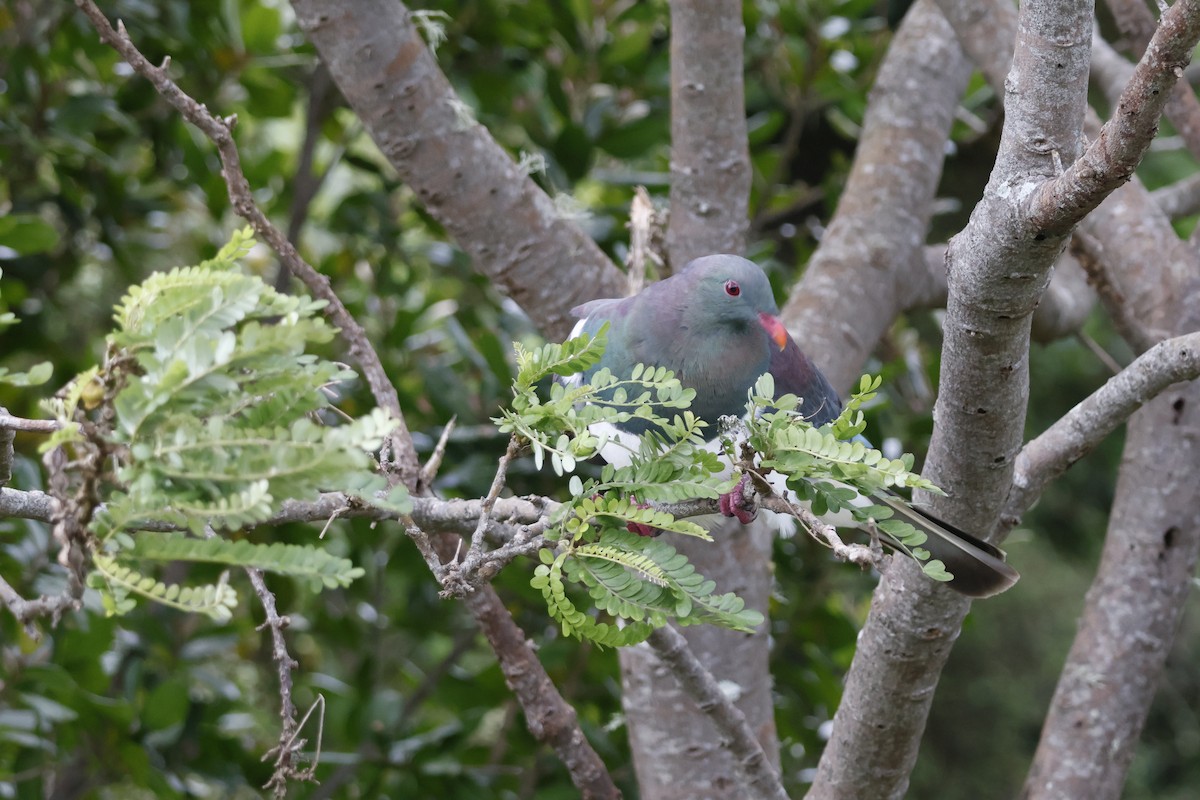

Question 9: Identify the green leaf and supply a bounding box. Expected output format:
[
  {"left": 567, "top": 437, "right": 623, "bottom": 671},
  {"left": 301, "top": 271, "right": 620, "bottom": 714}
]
[
  {"left": 0, "top": 361, "right": 52, "bottom": 387},
  {"left": 0, "top": 214, "right": 60, "bottom": 255},
  {"left": 124, "top": 532, "right": 365, "bottom": 589},
  {"left": 92, "top": 555, "right": 238, "bottom": 622}
]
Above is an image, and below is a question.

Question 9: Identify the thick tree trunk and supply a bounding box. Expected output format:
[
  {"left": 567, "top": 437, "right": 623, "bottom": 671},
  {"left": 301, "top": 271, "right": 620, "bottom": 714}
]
[
  {"left": 782, "top": 0, "right": 971, "bottom": 391},
  {"left": 665, "top": 0, "right": 750, "bottom": 266},
  {"left": 290, "top": 0, "right": 625, "bottom": 340},
  {"left": 808, "top": 1, "right": 1095, "bottom": 796},
  {"left": 619, "top": 5, "right": 773, "bottom": 799},
  {"left": 1022, "top": 384, "right": 1200, "bottom": 800}
]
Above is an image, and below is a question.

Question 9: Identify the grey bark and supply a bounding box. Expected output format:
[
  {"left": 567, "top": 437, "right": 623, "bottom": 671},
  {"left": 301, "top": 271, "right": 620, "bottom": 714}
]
[
  {"left": 807, "top": 0, "right": 1200, "bottom": 797},
  {"left": 1022, "top": 378, "right": 1200, "bottom": 800},
  {"left": 1021, "top": 16, "right": 1200, "bottom": 785},
  {"left": 619, "top": 6, "right": 774, "bottom": 798},
  {"left": 809, "top": 1, "right": 1093, "bottom": 797},
  {"left": 289, "top": 0, "right": 625, "bottom": 341},
  {"left": 782, "top": 0, "right": 972, "bottom": 392},
  {"left": 665, "top": 0, "right": 751, "bottom": 266}
]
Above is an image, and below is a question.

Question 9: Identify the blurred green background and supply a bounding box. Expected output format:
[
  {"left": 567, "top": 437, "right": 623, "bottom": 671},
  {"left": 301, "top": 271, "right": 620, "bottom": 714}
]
[{"left": 1, "top": 1, "right": 1196, "bottom": 797}]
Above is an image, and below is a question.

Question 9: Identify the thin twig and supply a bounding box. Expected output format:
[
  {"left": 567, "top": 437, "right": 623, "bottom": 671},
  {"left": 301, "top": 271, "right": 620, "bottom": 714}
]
[
  {"left": 250, "top": 562, "right": 311, "bottom": 797},
  {"left": 198, "top": 522, "right": 309, "bottom": 797},
  {"left": 1074, "top": 330, "right": 1124, "bottom": 375},
  {"left": 0, "top": 413, "right": 61, "bottom": 434},
  {"left": 0, "top": 573, "right": 78, "bottom": 640},
  {"left": 466, "top": 436, "right": 521, "bottom": 559},
  {"left": 401, "top": 520, "right": 449, "bottom": 582},
  {"left": 418, "top": 415, "right": 457, "bottom": 488}
]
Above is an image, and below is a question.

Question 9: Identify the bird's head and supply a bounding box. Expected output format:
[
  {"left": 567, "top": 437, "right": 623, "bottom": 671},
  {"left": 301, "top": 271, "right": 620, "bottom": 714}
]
[{"left": 677, "top": 255, "right": 789, "bottom": 351}]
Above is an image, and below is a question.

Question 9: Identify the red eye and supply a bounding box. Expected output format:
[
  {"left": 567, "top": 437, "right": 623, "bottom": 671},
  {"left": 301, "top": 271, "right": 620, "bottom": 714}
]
[{"left": 724, "top": 280, "right": 741, "bottom": 297}]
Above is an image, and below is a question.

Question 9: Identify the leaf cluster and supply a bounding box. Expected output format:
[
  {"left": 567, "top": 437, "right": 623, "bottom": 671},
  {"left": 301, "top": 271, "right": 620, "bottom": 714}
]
[
  {"left": 41, "top": 229, "right": 403, "bottom": 620},
  {"left": 532, "top": 531, "right": 763, "bottom": 647},
  {"left": 503, "top": 336, "right": 955, "bottom": 644},
  {"left": 746, "top": 372, "right": 951, "bottom": 581}
]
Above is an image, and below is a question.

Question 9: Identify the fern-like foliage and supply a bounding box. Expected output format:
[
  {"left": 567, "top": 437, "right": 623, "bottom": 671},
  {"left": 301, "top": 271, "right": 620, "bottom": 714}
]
[
  {"left": 744, "top": 372, "right": 950, "bottom": 581},
  {"left": 507, "top": 331, "right": 953, "bottom": 645},
  {"left": 502, "top": 330, "right": 760, "bottom": 645},
  {"left": 41, "top": 228, "right": 404, "bottom": 620},
  {"left": 118, "top": 533, "right": 364, "bottom": 591},
  {"left": 90, "top": 555, "right": 238, "bottom": 622}
]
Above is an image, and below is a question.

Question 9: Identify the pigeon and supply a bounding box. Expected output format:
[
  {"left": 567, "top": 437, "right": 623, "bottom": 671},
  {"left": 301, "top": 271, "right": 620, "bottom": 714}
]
[{"left": 566, "top": 254, "right": 1019, "bottom": 598}]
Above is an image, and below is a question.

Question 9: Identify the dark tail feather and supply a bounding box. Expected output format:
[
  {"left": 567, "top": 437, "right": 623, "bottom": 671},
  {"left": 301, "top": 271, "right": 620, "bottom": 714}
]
[{"left": 873, "top": 494, "right": 1020, "bottom": 599}]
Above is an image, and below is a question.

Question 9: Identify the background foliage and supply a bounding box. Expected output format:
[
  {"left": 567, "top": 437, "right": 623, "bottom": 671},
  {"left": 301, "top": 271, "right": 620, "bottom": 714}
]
[{"left": 1, "top": 1, "right": 1197, "bottom": 798}]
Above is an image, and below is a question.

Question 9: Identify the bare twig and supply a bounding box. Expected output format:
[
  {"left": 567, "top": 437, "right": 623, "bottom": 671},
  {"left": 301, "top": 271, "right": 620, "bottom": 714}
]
[
  {"left": 198, "top": 521, "right": 311, "bottom": 797},
  {"left": 247, "top": 562, "right": 314, "bottom": 797},
  {"left": 757, "top": 485, "right": 882, "bottom": 570},
  {"left": 72, "top": 0, "right": 421, "bottom": 488},
  {"left": 418, "top": 415, "right": 456, "bottom": 489},
  {"left": 645, "top": 625, "right": 789, "bottom": 800},
  {"left": 1075, "top": 331, "right": 1124, "bottom": 376},
  {"left": 0, "top": 573, "right": 78, "bottom": 640},
  {"left": 465, "top": 436, "right": 521, "bottom": 560},
  {"left": 625, "top": 186, "right": 665, "bottom": 292},
  {"left": 401, "top": 519, "right": 449, "bottom": 583},
  {"left": 0, "top": 413, "right": 61, "bottom": 434}
]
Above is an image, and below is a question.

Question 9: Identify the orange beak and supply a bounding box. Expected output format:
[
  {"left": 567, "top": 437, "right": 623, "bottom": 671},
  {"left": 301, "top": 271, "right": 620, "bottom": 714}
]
[{"left": 758, "top": 313, "right": 789, "bottom": 351}]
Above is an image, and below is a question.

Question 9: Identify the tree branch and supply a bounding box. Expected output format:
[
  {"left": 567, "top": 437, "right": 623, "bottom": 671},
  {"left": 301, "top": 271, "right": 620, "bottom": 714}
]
[
  {"left": 1150, "top": 170, "right": 1200, "bottom": 218},
  {"left": 0, "top": 412, "right": 60, "bottom": 434},
  {"left": 665, "top": 0, "right": 750, "bottom": 264},
  {"left": 1030, "top": 0, "right": 1200, "bottom": 237},
  {"left": 288, "top": 0, "right": 627, "bottom": 341},
  {"left": 1023, "top": 381, "right": 1200, "bottom": 800},
  {"left": 810, "top": 1, "right": 1098, "bottom": 796},
  {"left": 1105, "top": 0, "right": 1200, "bottom": 161},
  {"left": 1003, "top": 331, "right": 1200, "bottom": 525},
  {"left": 434, "top": 535, "right": 622, "bottom": 800},
  {"left": 0, "top": 572, "right": 78, "bottom": 640},
  {"left": 644, "top": 625, "right": 789, "bottom": 800}
]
